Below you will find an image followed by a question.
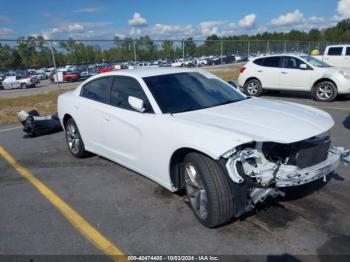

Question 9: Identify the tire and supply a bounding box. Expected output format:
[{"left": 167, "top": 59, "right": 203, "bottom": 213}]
[
  {"left": 312, "top": 81, "right": 337, "bottom": 102},
  {"left": 244, "top": 78, "right": 263, "bottom": 96},
  {"left": 183, "top": 152, "right": 234, "bottom": 228},
  {"left": 65, "top": 118, "right": 88, "bottom": 158},
  {"left": 20, "top": 83, "right": 27, "bottom": 89}
]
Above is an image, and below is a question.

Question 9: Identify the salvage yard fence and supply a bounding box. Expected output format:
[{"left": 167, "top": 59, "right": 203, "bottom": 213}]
[{"left": 0, "top": 39, "right": 347, "bottom": 90}]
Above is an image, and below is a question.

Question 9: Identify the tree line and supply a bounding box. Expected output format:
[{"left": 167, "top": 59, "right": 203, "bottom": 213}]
[{"left": 0, "top": 19, "right": 349, "bottom": 70}]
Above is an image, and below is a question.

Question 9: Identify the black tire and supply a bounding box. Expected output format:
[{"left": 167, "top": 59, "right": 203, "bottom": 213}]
[
  {"left": 244, "top": 78, "right": 263, "bottom": 96},
  {"left": 65, "top": 118, "right": 88, "bottom": 158},
  {"left": 312, "top": 81, "right": 337, "bottom": 102},
  {"left": 183, "top": 152, "right": 234, "bottom": 228},
  {"left": 20, "top": 83, "right": 27, "bottom": 89}
]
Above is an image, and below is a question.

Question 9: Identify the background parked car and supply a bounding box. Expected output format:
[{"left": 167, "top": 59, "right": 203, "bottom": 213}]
[
  {"left": 238, "top": 54, "right": 350, "bottom": 102},
  {"left": 2, "top": 75, "right": 37, "bottom": 89},
  {"left": 313, "top": 44, "right": 350, "bottom": 67}
]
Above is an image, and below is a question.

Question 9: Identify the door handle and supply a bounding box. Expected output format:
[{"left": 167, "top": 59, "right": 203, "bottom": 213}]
[
  {"left": 257, "top": 70, "right": 263, "bottom": 73},
  {"left": 74, "top": 105, "right": 79, "bottom": 109},
  {"left": 104, "top": 116, "right": 110, "bottom": 122},
  {"left": 281, "top": 72, "right": 288, "bottom": 74}
]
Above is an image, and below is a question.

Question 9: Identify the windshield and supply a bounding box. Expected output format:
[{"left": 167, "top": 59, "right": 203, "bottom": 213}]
[
  {"left": 143, "top": 72, "right": 246, "bottom": 114},
  {"left": 300, "top": 55, "right": 331, "bottom": 67}
]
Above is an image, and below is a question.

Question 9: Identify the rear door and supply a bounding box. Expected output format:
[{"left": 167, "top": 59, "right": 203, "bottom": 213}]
[
  {"left": 279, "top": 56, "right": 313, "bottom": 91},
  {"left": 75, "top": 76, "right": 112, "bottom": 151},
  {"left": 258, "top": 56, "right": 282, "bottom": 89}
]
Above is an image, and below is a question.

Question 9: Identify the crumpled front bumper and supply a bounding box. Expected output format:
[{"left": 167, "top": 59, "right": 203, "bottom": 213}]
[{"left": 276, "top": 146, "right": 349, "bottom": 187}]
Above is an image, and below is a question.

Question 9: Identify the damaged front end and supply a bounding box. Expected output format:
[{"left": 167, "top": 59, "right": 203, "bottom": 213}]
[{"left": 222, "top": 134, "right": 350, "bottom": 216}]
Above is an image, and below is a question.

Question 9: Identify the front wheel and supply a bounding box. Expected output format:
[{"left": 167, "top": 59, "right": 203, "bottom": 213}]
[
  {"left": 20, "top": 83, "right": 27, "bottom": 89},
  {"left": 244, "top": 79, "right": 263, "bottom": 96},
  {"left": 312, "top": 81, "right": 337, "bottom": 102},
  {"left": 65, "top": 118, "right": 88, "bottom": 158},
  {"left": 183, "top": 153, "right": 234, "bottom": 228}
]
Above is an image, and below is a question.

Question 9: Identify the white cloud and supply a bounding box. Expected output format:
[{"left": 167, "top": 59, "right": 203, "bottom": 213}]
[
  {"left": 74, "top": 7, "right": 100, "bottom": 13},
  {"left": 270, "top": 9, "right": 304, "bottom": 26},
  {"left": 238, "top": 13, "right": 256, "bottom": 28},
  {"left": 67, "top": 23, "right": 84, "bottom": 33},
  {"left": 337, "top": 0, "right": 350, "bottom": 19},
  {"left": 200, "top": 21, "right": 225, "bottom": 36},
  {"left": 129, "top": 27, "right": 141, "bottom": 35},
  {"left": 115, "top": 32, "right": 126, "bottom": 39},
  {"left": 308, "top": 16, "right": 325, "bottom": 24},
  {"left": 128, "top": 12, "right": 148, "bottom": 27},
  {"left": 0, "top": 27, "right": 14, "bottom": 36}
]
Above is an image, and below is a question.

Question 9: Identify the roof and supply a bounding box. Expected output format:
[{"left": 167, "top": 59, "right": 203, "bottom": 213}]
[
  {"left": 96, "top": 67, "right": 201, "bottom": 78},
  {"left": 251, "top": 53, "right": 308, "bottom": 60}
]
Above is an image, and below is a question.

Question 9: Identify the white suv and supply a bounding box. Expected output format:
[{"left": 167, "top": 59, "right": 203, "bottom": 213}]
[{"left": 238, "top": 54, "right": 350, "bottom": 102}]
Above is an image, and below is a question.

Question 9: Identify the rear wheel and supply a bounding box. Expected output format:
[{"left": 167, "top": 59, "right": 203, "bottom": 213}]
[
  {"left": 312, "top": 81, "right": 337, "bottom": 102},
  {"left": 65, "top": 118, "right": 88, "bottom": 158},
  {"left": 183, "top": 153, "right": 234, "bottom": 228},
  {"left": 244, "top": 78, "right": 263, "bottom": 96}
]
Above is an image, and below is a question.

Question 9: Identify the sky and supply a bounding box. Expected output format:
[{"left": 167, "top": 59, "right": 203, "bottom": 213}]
[{"left": 0, "top": 0, "right": 349, "bottom": 40}]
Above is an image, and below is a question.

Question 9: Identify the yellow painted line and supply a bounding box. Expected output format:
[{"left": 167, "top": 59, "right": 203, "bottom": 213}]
[
  {"left": 0, "top": 146, "right": 126, "bottom": 262},
  {"left": 0, "top": 126, "right": 22, "bottom": 133}
]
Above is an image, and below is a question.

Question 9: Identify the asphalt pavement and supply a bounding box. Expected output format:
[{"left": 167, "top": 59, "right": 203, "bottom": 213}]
[{"left": 0, "top": 94, "right": 349, "bottom": 261}]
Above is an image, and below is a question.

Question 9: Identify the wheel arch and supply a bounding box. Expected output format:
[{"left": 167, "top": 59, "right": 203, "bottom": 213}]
[
  {"left": 312, "top": 78, "right": 337, "bottom": 90},
  {"left": 62, "top": 114, "right": 73, "bottom": 128},
  {"left": 244, "top": 77, "right": 261, "bottom": 87},
  {"left": 169, "top": 147, "right": 213, "bottom": 190}
]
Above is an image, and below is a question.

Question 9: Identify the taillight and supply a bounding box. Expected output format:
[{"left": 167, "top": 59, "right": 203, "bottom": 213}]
[{"left": 240, "top": 67, "right": 246, "bottom": 73}]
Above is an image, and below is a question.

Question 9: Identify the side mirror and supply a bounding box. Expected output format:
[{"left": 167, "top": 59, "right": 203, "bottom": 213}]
[
  {"left": 128, "top": 96, "right": 146, "bottom": 112},
  {"left": 300, "top": 63, "right": 308, "bottom": 70}
]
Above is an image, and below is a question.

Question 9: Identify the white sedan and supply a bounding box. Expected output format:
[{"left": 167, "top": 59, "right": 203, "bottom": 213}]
[
  {"left": 238, "top": 54, "right": 350, "bottom": 102},
  {"left": 2, "top": 75, "right": 36, "bottom": 89},
  {"left": 58, "top": 68, "right": 349, "bottom": 227}
]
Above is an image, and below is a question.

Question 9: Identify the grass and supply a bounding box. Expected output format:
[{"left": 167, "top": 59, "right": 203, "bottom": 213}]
[
  {"left": 207, "top": 67, "right": 240, "bottom": 81},
  {"left": 0, "top": 90, "right": 65, "bottom": 124},
  {"left": 0, "top": 67, "right": 241, "bottom": 125}
]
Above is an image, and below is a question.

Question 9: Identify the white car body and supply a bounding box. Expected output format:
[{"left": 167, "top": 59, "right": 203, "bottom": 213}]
[
  {"left": 314, "top": 44, "right": 350, "bottom": 67},
  {"left": 2, "top": 76, "right": 35, "bottom": 89},
  {"left": 238, "top": 54, "right": 350, "bottom": 95},
  {"left": 58, "top": 68, "right": 349, "bottom": 224}
]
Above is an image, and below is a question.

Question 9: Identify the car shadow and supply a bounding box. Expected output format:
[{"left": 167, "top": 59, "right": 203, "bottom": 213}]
[
  {"left": 343, "top": 114, "right": 350, "bottom": 130},
  {"left": 263, "top": 90, "right": 350, "bottom": 101},
  {"left": 237, "top": 172, "right": 343, "bottom": 223}
]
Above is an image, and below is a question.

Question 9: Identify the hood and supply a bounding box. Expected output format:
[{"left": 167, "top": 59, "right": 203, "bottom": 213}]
[{"left": 173, "top": 98, "right": 334, "bottom": 144}]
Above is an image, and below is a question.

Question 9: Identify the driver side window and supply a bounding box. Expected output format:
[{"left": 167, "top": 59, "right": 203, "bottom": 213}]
[{"left": 282, "top": 56, "right": 308, "bottom": 69}]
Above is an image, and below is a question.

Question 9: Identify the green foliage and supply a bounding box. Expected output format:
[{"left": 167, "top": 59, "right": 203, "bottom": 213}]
[{"left": 0, "top": 19, "right": 349, "bottom": 70}]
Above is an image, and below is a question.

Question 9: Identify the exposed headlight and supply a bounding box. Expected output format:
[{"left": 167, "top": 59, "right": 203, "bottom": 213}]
[{"left": 338, "top": 71, "right": 350, "bottom": 79}]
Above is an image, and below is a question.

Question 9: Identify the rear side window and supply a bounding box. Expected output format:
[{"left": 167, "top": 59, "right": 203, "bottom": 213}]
[
  {"left": 327, "top": 47, "right": 343, "bottom": 56},
  {"left": 262, "top": 57, "right": 281, "bottom": 67},
  {"left": 346, "top": 47, "right": 350, "bottom": 56},
  {"left": 80, "top": 77, "right": 111, "bottom": 103},
  {"left": 253, "top": 58, "right": 263, "bottom": 65},
  {"left": 110, "top": 76, "right": 153, "bottom": 113}
]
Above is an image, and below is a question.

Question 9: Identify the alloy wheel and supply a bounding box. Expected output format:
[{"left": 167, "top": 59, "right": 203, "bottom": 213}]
[
  {"left": 66, "top": 123, "right": 80, "bottom": 154},
  {"left": 247, "top": 81, "right": 259, "bottom": 95},
  {"left": 317, "top": 84, "right": 334, "bottom": 101},
  {"left": 184, "top": 162, "right": 208, "bottom": 220}
]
